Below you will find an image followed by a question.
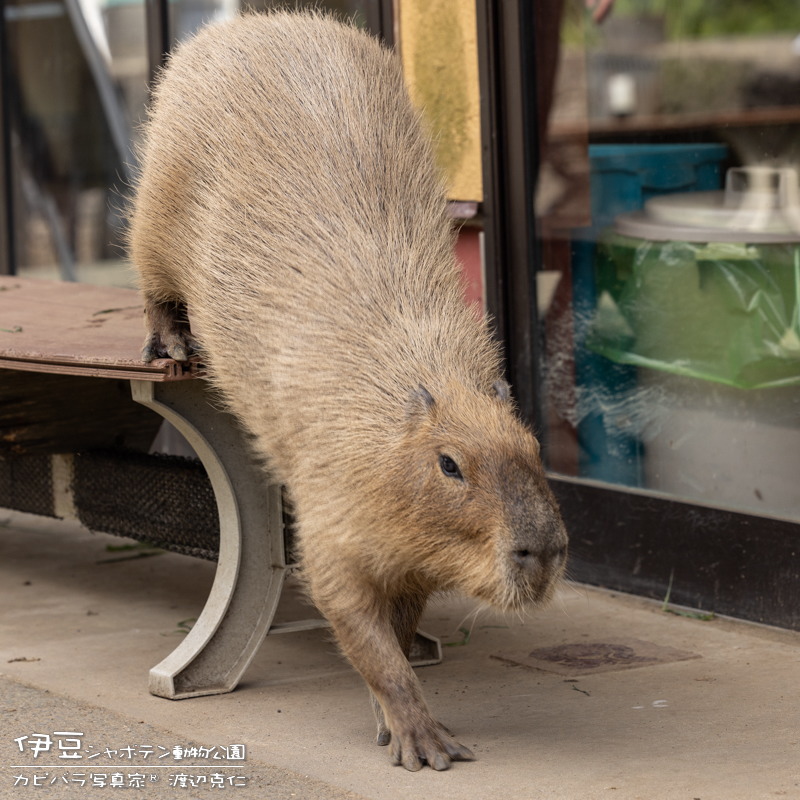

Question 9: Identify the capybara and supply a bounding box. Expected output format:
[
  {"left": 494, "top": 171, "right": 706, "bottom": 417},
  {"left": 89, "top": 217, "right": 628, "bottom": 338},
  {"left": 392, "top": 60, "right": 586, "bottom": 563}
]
[{"left": 129, "top": 11, "right": 568, "bottom": 771}]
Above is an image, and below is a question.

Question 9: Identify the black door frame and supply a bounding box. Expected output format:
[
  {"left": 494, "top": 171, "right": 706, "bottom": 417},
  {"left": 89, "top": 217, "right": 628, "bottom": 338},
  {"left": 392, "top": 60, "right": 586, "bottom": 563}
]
[
  {"left": 0, "top": 0, "right": 14, "bottom": 276},
  {"left": 475, "top": 0, "right": 800, "bottom": 630}
]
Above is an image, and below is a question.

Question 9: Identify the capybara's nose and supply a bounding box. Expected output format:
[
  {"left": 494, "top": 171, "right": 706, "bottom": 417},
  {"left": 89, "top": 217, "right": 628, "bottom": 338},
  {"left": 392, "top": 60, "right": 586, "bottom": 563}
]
[{"left": 511, "top": 543, "right": 567, "bottom": 572}]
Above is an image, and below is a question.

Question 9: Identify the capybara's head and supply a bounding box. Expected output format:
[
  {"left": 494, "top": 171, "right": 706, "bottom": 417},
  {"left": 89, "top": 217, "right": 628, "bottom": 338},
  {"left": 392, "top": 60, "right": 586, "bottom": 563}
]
[{"left": 395, "top": 380, "right": 568, "bottom": 611}]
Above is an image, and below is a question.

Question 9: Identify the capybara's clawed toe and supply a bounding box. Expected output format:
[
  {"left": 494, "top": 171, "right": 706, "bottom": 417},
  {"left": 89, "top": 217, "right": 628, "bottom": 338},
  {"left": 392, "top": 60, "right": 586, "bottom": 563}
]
[
  {"left": 163, "top": 335, "right": 190, "bottom": 362},
  {"left": 141, "top": 334, "right": 162, "bottom": 363},
  {"left": 376, "top": 729, "right": 391, "bottom": 747}
]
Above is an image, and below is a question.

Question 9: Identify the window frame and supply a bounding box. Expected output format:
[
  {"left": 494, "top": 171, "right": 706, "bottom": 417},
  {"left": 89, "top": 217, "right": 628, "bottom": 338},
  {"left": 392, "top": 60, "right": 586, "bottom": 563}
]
[{"left": 475, "top": 0, "right": 800, "bottom": 631}]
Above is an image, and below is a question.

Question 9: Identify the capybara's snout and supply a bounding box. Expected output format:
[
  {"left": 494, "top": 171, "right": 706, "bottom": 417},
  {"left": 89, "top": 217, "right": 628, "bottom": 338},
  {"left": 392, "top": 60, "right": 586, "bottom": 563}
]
[{"left": 508, "top": 515, "right": 569, "bottom": 604}]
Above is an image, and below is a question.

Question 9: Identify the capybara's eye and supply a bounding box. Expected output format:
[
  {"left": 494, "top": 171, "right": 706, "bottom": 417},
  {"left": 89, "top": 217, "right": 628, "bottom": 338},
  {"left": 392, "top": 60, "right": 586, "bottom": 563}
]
[{"left": 439, "top": 454, "right": 463, "bottom": 480}]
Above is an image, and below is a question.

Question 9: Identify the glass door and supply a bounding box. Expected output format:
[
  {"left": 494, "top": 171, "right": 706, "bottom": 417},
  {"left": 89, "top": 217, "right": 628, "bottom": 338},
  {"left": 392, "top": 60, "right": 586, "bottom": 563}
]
[{"left": 477, "top": 0, "right": 800, "bottom": 629}]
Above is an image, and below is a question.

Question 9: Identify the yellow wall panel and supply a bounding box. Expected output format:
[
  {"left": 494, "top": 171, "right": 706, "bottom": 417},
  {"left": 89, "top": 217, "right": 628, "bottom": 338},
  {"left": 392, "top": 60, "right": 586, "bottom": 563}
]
[{"left": 398, "top": 0, "right": 483, "bottom": 202}]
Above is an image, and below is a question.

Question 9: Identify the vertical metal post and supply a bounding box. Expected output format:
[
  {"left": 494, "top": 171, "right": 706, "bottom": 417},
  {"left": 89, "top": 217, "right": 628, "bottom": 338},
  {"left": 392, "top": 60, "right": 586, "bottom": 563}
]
[
  {"left": 475, "top": 0, "right": 542, "bottom": 428},
  {"left": 364, "top": 0, "right": 395, "bottom": 46},
  {"left": 0, "top": 0, "right": 15, "bottom": 275},
  {"left": 144, "top": 0, "right": 170, "bottom": 88}
]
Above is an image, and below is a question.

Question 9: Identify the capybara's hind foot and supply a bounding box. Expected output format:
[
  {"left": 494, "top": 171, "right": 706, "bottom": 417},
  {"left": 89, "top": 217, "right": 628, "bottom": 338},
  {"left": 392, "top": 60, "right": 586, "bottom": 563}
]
[{"left": 141, "top": 299, "right": 196, "bottom": 363}]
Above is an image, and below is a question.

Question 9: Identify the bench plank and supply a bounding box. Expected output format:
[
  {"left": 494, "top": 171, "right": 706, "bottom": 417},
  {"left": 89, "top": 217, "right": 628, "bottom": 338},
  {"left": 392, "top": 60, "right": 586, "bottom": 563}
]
[{"left": 0, "top": 276, "right": 196, "bottom": 380}]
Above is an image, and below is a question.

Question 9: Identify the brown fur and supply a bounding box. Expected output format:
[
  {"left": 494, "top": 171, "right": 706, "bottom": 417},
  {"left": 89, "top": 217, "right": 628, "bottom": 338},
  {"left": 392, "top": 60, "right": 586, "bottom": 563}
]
[{"left": 129, "top": 11, "right": 567, "bottom": 771}]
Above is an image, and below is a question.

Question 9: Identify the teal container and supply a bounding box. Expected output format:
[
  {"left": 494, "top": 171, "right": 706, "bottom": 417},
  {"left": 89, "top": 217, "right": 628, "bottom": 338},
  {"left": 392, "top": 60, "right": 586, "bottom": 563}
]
[{"left": 587, "top": 143, "right": 729, "bottom": 231}]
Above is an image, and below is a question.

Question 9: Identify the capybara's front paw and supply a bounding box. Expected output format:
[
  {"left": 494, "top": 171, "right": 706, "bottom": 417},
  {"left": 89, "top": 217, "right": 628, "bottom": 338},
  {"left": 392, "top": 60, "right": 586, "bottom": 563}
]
[
  {"left": 390, "top": 720, "right": 474, "bottom": 772},
  {"left": 141, "top": 300, "right": 196, "bottom": 363},
  {"left": 141, "top": 330, "right": 195, "bottom": 363}
]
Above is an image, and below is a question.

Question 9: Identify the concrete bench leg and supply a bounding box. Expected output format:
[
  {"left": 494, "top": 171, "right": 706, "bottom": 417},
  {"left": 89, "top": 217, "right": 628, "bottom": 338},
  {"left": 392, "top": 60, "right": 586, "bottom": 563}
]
[{"left": 131, "top": 379, "right": 285, "bottom": 699}]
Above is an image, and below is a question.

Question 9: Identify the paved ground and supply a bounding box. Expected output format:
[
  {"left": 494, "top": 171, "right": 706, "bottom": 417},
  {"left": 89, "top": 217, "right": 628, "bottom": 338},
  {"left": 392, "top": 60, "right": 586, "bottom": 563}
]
[{"left": 1, "top": 511, "right": 798, "bottom": 799}]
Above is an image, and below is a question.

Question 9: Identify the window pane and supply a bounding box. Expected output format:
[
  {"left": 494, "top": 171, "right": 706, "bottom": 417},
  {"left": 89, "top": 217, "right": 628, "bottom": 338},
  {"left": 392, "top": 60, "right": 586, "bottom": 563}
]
[
  {"left": 535, "top": 0, "right": 800, "bottom": 522},
  {"left": 4, "top": 0, "right": 384, "bottom": 283},
  {"left": 5, "top": 0, "right": 147, "bottom": 285},
  {"left": 171, "top": 0, "right": 378, "bottom": 44}
]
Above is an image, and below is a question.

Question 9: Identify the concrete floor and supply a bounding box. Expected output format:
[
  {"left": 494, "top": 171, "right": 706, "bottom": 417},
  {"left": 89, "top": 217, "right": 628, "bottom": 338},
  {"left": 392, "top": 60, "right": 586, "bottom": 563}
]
[{"left": 1, "top": 511, "right": 798, "bottom": 800}]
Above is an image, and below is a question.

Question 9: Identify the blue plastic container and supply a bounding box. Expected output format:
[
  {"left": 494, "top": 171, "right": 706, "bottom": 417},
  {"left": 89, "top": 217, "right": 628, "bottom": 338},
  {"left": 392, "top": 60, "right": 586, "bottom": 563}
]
[
  {"left": 587, "top": 143, "right": 729, "bottom": 231},
  {"left": 571, "top": 143, "right": 728, "bottom": 485}
]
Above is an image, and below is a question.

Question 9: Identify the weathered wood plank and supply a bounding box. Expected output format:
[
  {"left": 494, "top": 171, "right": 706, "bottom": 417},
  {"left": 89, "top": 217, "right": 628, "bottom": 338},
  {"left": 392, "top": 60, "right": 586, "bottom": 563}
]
[
  {"left": 0, "top": 276, "right": 198, "bottom": 380},
  {"left": 0, "top": 369, "right": 162, "bottom": 454}
]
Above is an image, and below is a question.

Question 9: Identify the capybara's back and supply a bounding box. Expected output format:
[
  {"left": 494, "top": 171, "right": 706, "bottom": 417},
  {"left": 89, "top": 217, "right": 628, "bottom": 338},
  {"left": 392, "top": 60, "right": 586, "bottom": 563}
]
[{"left": 130, "top": 12, "right": 567, "bottom": 772}]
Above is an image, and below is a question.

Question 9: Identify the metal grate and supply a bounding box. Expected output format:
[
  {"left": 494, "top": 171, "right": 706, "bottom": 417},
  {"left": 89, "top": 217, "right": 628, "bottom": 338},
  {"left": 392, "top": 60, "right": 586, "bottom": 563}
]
[
  {"left": 72, "top": 450, "right": 220, "bottom": 560},
  {"left": 0, "top": 454, "right": 55, "bottom": 517}
]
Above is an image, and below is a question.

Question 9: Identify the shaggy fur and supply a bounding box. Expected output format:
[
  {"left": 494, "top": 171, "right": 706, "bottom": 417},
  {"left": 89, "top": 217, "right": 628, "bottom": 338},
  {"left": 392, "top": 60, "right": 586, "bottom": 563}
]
[{"left": 129, "top": 11, "right": 567, "bottom": 772}]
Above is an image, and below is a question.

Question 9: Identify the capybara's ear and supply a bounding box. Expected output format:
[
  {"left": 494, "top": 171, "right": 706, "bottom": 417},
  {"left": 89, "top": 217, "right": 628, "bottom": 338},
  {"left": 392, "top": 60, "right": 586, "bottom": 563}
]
[
  {"left": 492, "top": 380, "right": 511, "bottom": 404},
  {"left": 405, "top": 385, "right": 436, "bottom": 422}
]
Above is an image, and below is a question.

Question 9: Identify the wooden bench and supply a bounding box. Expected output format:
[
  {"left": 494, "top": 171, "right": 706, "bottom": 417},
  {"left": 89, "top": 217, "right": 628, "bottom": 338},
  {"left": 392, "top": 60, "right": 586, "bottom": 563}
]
[{"left": 0, "top": 275, "right": 444, "bottom": 699}]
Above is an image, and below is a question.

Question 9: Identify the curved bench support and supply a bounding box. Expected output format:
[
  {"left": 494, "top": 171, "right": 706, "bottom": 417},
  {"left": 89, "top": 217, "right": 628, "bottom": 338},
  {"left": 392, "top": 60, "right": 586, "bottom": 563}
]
[{"left": 131, "top": 379, "right": 285, "bottom": 699}]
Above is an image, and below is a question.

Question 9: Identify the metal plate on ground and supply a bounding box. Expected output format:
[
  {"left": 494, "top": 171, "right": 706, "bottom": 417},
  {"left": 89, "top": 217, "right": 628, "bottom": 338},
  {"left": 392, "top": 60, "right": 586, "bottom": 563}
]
[{"left": 492, "top": 638, "right": 700, "bottom": 676}]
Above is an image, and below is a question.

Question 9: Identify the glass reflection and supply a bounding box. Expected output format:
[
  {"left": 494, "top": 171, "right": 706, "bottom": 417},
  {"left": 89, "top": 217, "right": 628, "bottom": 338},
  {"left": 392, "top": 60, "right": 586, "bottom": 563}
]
[
  {"left": 171, "top": 0, "right": 373, "bottom": 45},
  {"left": 536, "top": 1, "right": 800, "bottom": 522}
]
